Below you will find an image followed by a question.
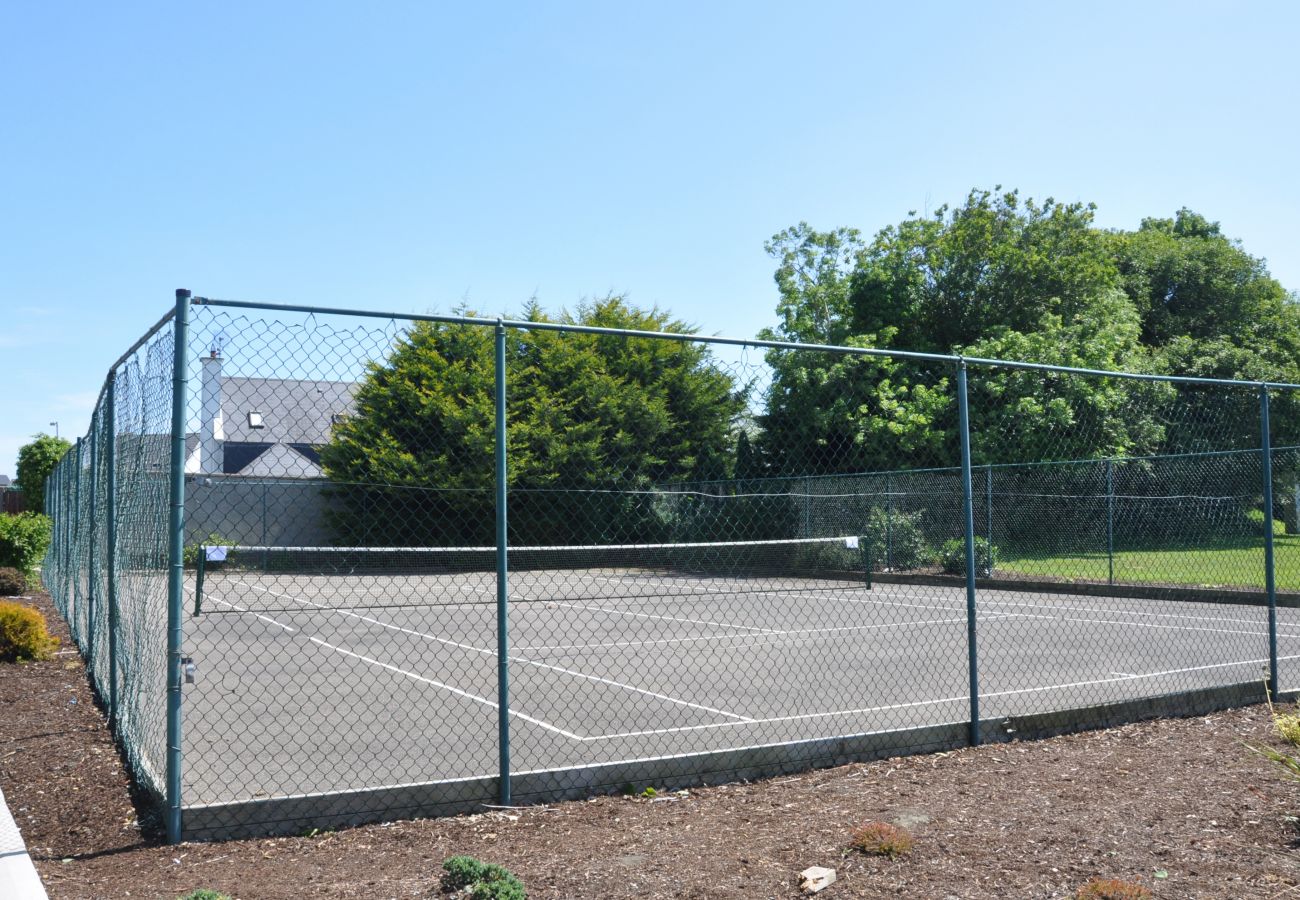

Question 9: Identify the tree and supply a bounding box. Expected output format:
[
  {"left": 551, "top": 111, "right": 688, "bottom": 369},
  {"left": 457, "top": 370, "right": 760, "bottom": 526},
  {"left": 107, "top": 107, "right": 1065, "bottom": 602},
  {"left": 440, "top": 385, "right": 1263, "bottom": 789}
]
[
  {"left": 15, "top": 434, "right": 72, "bottom": 514},
  {"left": 758, "top": 190, "right": 1158, "bottom": 474},
  {"left": 320, "top": 296, "right": 746, "bottom": 546}
]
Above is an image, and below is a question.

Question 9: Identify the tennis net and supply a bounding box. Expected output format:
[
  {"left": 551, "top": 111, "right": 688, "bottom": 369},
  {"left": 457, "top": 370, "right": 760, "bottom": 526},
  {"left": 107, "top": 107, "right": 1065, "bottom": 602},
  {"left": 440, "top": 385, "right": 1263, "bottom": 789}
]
[{"left": 192, "top": 535, "right": 871, "bottom": 615}]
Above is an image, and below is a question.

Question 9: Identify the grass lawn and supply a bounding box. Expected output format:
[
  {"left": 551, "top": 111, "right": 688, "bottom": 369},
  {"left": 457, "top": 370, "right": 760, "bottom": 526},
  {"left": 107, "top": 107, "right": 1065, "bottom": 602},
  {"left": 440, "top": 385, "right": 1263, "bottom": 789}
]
[{"left": 998, "top": 534, "right": 1300, "bottom": 592}]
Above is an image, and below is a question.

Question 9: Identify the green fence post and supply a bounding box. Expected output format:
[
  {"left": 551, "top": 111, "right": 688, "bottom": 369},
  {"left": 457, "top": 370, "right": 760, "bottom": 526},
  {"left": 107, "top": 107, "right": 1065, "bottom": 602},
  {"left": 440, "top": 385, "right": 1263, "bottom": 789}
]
[
  {"left": 494, "top": 320, "right": 512, "bottom": 806},
  {"left": 985, "top": 465, "right": 994, "bottom": 577},
  {"left": 956, "top": 361, "right": 981, "bottom": 746},
  {"left": 1105, "top": 458, "right": 1115, "bottom": 586},
  {"left": 166, "top": 289, "right": 191, "bottom": 844},
  {"left": 1262, "top": 385, "right": 1279, "bottom": 698},
  {"left": 884, "top": 472, "right": 893, "bottom": 571},
  {"left": 87, "top": 429, "right": 98, "bottom": 674},
  {"left": 105, "top": 373, "right": 120, "bottom": 725},
  {"left": 72, "top": 437, "right": 83, "bottom": 648}
]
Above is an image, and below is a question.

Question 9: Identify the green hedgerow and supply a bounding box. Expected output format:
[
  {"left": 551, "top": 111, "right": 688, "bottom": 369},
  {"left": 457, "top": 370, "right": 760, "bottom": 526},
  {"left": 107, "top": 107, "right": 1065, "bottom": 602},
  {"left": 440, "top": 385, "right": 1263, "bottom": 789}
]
[{"left": 0, "top": 601, "right": 58, "bottom": 663}]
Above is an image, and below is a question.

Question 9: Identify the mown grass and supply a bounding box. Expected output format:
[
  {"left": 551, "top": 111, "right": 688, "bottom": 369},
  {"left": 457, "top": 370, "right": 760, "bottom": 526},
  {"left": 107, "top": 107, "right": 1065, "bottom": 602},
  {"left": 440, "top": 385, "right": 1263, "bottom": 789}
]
[{"left": 998, "top": 534, "right": 1300, "bottom": 592}]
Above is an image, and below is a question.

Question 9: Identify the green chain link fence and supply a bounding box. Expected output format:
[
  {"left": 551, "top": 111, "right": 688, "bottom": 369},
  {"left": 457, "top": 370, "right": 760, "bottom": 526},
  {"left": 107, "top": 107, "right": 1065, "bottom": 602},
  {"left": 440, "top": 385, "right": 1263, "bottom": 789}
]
[{"left": 41, "top": 291, "right": 1300, "bottom": 841}]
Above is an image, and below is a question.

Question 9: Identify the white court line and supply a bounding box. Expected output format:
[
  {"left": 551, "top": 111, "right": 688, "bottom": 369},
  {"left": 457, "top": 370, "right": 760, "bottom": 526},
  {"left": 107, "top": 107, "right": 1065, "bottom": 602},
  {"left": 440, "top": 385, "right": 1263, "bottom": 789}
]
[
  {"left": 549, "top": 600, "right": 778, "bottom": 634},
  {"left": 517, "top": 613, "right": 1014, "bottom": 654},
  {"left": 845, "top": 587, "right": 1300, "bottom": 637},
  {"left": 309, "top": 638, "right": 585, "bottom": 739},
  {"left": 1008, "top": 612, "right": 1278, "bottom": 640},
  {"left": 206, "top": 593, "right": 298, "bottom": 632},
  {"left": 235, "top": 581, "right": 753, "bottom": 723},
  {"left": 580, "top": 652, "right": 1300, "bottom": 742}
]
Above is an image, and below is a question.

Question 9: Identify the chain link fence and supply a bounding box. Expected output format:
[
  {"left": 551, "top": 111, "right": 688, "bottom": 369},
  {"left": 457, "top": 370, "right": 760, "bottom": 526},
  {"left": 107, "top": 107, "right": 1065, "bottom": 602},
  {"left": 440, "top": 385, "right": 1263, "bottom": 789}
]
[{"left": 42, "top": 292, "right": 1300, "bottom": 840}]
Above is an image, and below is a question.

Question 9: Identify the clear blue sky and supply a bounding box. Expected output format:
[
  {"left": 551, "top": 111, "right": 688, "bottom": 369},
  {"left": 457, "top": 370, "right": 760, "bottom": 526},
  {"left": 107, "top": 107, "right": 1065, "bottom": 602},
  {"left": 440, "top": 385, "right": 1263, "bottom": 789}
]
[{"left": 2, "top": 1, "right": 1297, "bottom": 479}]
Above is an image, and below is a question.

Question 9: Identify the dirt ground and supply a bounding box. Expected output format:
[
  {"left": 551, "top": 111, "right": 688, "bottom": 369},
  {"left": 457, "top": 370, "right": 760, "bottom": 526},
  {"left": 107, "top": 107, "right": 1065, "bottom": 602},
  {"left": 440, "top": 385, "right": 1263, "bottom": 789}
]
[{"left": 3, "top": 591, "right": 1300, "bottom": 899}]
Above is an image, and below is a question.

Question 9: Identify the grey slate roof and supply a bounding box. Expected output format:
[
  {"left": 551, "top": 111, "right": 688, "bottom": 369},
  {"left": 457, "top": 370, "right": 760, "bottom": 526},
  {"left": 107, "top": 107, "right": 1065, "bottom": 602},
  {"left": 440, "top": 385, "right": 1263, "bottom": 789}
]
[{"left": 222, "top": 377, "right": 358, "bottom": 445}]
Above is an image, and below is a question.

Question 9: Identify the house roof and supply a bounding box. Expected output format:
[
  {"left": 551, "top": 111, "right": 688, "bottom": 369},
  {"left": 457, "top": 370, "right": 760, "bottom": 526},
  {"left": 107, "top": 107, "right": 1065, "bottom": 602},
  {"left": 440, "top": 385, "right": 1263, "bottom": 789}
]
[{"left": 221, "top": 377, "right": 358, "bottom": 445}]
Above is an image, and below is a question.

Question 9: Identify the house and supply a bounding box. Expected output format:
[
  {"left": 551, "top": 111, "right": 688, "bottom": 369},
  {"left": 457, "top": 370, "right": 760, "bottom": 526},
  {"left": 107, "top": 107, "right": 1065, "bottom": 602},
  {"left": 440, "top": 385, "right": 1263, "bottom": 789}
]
[{"left": 188, "top": 349, "right": 359, "bottom": 478}]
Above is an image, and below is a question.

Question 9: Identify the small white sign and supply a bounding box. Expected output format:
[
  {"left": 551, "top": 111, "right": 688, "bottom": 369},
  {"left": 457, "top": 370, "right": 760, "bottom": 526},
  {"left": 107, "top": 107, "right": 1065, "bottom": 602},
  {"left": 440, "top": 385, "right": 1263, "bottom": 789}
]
[
  {"left": 205, "top": 545, "right": 228, "bottom": 562},
  {"left": 844, "top": 536, "right": 859, "bottom": 549}
]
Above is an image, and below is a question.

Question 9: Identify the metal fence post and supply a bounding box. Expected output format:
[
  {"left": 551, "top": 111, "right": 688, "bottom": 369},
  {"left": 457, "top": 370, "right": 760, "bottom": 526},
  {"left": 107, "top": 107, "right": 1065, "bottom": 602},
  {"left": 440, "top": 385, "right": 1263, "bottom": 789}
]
[
  {"left": 72, "top": 437, "right": 83, "bottom": 646},
  {"left": 1105, "top": 458, "right": 1115, "bottom": 586},
  {"left": 1262, "top": 385, "right": 1279, "bottom": 698},
  {"left": 494, "top": 320, "right": 512, "bottom": 806},
  {"left": 956, "top": 361, "right": 981, "bottom": 746},
  {"left": 105, "top": 373, "right": 120, "bottom": 725},
  {"left": 884, "top": 472, "right": 893, "bottom": 571},
  {"left": 166, "top": 289, "right": 191, "bottom": 844},
  {"left": 87, "top": 430, "right": 98, "bottom": 673},
  {"left": 985, "top": 465, "right": 994, "bottom": 577}
]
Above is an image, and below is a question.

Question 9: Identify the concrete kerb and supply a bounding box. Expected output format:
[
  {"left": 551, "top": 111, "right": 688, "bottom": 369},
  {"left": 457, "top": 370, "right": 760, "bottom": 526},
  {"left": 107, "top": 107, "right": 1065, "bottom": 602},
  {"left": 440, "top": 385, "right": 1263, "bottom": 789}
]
[{"left": 0, "top": 785, "right": 48, "bottom": 900}]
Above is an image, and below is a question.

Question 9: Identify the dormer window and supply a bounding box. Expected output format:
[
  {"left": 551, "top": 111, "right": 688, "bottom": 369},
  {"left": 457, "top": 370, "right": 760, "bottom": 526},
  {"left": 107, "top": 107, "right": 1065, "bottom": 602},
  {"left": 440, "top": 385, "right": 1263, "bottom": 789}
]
[{"left": 248, "top": 411, "right": 265, "bottom": 429}]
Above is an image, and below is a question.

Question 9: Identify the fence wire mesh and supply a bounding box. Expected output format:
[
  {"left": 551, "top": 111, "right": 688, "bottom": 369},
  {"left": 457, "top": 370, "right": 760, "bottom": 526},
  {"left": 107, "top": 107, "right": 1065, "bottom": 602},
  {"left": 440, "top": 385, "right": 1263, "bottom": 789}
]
[{"left": 39, "top": 296, "right": 1300, "bottom": 840}]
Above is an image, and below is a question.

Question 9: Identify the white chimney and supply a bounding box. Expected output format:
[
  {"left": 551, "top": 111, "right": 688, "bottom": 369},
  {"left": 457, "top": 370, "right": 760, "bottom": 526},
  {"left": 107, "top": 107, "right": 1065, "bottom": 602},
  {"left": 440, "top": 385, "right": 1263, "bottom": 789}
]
[{"left": 200, "top": 347, "right": 224, "bottom": 474}]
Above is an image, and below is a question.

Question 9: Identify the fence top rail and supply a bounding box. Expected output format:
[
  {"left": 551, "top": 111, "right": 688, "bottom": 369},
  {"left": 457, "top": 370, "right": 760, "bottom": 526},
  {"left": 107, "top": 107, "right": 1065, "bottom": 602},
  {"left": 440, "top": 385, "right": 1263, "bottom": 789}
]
[{"left": 190, "top": 294, "right": 1300, "bottom": 391}]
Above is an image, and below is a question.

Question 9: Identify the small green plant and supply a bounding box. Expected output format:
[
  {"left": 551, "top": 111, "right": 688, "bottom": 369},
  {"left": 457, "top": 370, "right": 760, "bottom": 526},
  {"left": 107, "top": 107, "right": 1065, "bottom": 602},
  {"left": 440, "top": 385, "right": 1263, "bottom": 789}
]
[
  {"left": 940, "top": 536, "right": 997, "bottom": 576},
  {"left": 441, "top": 856, "right": 525, "bottom": 898},
  {"left": 0, "top": 600, "right": 59, "bottom": 662},
  {"left": 0, "top": 512, "right": 52, "bottom": 578},
  {"left": 1265, "top": 692, "right": 1300, "bottom": 747},
  {"left": 177, "top": 891, "right": 232, "bottom": 900},
  {"left": 0, "top": 567, "right": 27, "bottom": 596},
  {"left": 1075, "top": 878, "right": 1152, "bottom": 899},
  {"left": 849, "top": 821, "right": 914, "bottom": 858},
  {"left": 640, "top": 786, "right": 658, "bottom": 799}
]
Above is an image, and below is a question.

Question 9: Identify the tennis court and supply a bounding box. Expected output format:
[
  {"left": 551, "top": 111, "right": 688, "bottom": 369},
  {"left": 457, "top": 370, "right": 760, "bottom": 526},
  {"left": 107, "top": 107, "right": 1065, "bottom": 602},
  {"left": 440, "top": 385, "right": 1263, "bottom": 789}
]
[{"left": 181, "top": 540, "right": 1299, "bottom": 812}]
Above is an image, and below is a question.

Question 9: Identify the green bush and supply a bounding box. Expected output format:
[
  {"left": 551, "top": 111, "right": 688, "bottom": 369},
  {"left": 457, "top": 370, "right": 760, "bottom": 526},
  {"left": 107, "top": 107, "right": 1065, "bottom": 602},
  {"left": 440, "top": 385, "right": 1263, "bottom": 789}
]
[
  {"left": 177, "top": 891, "right": 232, "bottom": 900},
  {"left": 1245, "top": 508, "right": 1287, "bottom": 536},
  {"left": 0, "top": 601, "right": 59, "bottom": 662},
  {"left": 0, "top": 513, "right": 52, "bottom": 577},
  {"left": 865, "top": 508, "right": 932, "bottom": 571},
  {"left": 940, "top": 536, "right": 997, "bottom": 576},
  {"left": 0, "top": 567, "right": 27, "bottom": 596},
  {"left": 442, "top": 856, "right": 526, "bottom": 898}
]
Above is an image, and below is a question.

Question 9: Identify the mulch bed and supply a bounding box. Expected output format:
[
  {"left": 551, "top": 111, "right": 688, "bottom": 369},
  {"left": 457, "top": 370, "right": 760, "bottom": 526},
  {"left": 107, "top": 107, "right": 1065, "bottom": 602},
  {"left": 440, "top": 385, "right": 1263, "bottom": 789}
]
[{"left": 3, "top": 590, "right": 1300, "bottom": 899}]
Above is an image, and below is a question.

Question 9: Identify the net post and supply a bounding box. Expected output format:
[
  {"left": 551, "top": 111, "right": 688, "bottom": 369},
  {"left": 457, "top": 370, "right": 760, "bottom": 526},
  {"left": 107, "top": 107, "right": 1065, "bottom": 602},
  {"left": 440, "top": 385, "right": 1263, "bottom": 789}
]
[
  {"left": 194, "top": 549, "right": 205, "bottom": 616},
  {"left": 1105, "top": 458, "right": 1115, "bottom": 586},
  {"left": 494, "top": 319, "right": 512, "bottom": 806},
  {"left": 166, "top": 288, "right": 191, "bottom": 844},
  {"left": 1262, "top": 384, "right": 1279, "bottom": 698},
  {"left": 956, "top": 360, "right": 981, "bottom": 746},
  {"left": 105, "top": 372, "right": 119, "bottom": 725}
]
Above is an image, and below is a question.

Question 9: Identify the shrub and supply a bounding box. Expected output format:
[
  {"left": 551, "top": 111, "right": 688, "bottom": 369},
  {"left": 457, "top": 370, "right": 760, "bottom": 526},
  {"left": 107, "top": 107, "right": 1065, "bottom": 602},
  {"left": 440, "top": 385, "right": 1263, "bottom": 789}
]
[
  {"left": 0, "top": 567, "right": 27, "bottom": 596},
  {"left": 177, "top": 891, "right": 232, "bottom": 900},
  {"left": 0, "top": 601, "right": 58, "bottom": 662},
  {"left": 849, "top": 821, "right": 914, "bottom": 858},
  {"left": 1075, "top": 878, "right": 1152, "bottom": 899},
  {"left": 1266, "top": 692, "right": 1300, "bottom": 747},
  {"left": 865, "top": 508, "right": 932, "bottom": 571},
  {"left": 0, "top": 512, "right": 53, "bottom": 577},
  {"left": 442, "top": 856, "right": 526, "bottom": 898},
  {"left": 1246, "top": 508, "right": 1287, "bottom": 536},
  {"left": 940, "top": 536, "right": 997, "bottom": 576}
]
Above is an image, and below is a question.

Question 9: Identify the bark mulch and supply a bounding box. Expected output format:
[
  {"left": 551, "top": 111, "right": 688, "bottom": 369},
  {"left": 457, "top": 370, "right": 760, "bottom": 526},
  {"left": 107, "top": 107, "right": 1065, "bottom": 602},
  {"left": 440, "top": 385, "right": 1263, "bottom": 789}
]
[{"left": 3, "top": 590, "right": 1300, "bottom": 899}]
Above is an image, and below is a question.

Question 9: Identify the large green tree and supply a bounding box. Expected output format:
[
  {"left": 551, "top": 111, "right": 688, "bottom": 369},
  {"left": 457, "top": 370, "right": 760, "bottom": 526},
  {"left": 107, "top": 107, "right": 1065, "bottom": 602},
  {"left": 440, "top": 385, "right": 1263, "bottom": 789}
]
[
  {"left": 15, "top": 433, "right": 72, "bottom": 514},
  {"left": 759, "top": 190, "right": 1159, "bottom": 473},
  {"left": 320, "top": 296, "right": 745, "bottom": 546}
]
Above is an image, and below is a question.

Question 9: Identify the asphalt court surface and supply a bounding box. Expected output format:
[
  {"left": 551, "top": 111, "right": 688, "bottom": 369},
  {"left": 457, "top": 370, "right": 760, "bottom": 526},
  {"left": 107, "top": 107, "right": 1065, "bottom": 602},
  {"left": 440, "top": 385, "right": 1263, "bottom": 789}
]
[{"left": 181, "top": 569, "right": 1300, "bottom": 805}]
